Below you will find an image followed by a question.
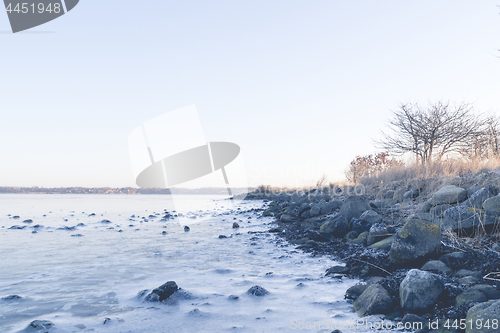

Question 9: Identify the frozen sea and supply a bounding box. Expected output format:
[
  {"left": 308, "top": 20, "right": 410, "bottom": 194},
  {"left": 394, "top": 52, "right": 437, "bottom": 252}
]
[{"left": 0, "top": 194, "right": 395, "bottom": 333}]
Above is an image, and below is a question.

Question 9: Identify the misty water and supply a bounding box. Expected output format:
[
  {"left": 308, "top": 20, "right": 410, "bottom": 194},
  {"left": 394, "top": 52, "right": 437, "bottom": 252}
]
[{"left": 0, "top": 194, "right": 394, "bottom": 333}]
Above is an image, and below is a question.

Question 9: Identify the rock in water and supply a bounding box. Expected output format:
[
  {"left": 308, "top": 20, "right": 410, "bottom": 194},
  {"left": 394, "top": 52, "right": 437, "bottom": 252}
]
[
  {"left": 232, "top": 222, "right": 240, "bottom": 228},
  {"left": 353, "top": 284, "right": 392, "bottom": 317},
  {"left": 389, "top": 218, "right": 440, "bottom": 264},
  {"left": 1, "top": 294, "right": 22, "bottom": 300},
  {"left": 28, "top": 320, "right": 54, "bottom": 330},
  {"left": 247, "top": 285, "right": 269, "bottom": 296},
  {"left": 319, "top": 215, "right": 349, "bottom": 238},
  {"left": 145, "top": 281, "right": 179, "bottom": 302},
  {"left": 399, "top": 269, "right": 444, "bottom": 311},
  {"left": 184, "top": 226, "right": 190, "bottom": 232},
  {"left": 345, "top": 284, "right": 369, "bottom": 300},
  {"left": 340, "top": 196, "right": 371, "bottom": 221},
  {"left": 466, "top": 300, "right": 500, "bottom": 333},
  {"left": 430, "top": 185, "right": 467, "bottom": 205}
]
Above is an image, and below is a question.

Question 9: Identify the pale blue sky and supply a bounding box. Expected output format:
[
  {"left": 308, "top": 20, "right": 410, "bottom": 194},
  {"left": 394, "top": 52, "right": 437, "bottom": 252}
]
[{"left": 1, "top": 1, "right": 500, "bottom": 188}]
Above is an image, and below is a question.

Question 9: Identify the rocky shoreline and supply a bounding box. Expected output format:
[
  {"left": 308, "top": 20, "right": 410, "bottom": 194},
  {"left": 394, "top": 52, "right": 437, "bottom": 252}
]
[{"left": 242, "top": 183, "right": 500, "bottom": 333}]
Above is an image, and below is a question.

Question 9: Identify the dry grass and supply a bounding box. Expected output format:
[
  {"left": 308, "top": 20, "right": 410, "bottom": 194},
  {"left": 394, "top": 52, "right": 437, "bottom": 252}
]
[{"left": 358, "top": 157, "right": 500, "bottom": 198}]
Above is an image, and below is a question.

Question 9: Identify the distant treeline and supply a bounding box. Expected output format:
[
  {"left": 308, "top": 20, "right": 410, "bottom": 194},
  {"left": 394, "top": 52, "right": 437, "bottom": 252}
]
[{"left": 0, "top": 187, "right": 251, "bottom": 195}]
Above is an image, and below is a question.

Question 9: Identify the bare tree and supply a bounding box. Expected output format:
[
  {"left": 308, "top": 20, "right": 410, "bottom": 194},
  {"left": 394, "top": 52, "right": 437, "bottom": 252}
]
[
  {"left": 377, "top": 101, "right": 484, "bottom": 165},
  {"left": 460, "top": 115, "right": 500, "bottom": 159}
]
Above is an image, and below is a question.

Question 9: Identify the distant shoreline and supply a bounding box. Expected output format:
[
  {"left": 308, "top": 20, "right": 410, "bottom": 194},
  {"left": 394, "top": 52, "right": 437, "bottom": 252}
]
[{"left": 0, "top": 187, "right": 254, "bottom": 195}]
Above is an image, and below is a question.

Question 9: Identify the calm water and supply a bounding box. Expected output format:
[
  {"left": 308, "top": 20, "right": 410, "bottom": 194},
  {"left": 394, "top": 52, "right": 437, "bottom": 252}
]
[{"left": 0, "top": 194, "right": 391, "bottom": 333}]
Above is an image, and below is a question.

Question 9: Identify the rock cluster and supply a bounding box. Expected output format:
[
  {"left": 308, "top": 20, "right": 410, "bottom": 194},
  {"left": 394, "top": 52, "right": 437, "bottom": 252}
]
[{"left": 253, "top": 183, "right": 500, "bottom": 327}]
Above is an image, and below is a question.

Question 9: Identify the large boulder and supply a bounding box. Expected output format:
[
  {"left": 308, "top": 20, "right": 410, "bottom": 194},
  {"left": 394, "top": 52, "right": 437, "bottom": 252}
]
[
  {"left": 462, "top": 187, "right": 496, "bottom": 209},
  {"left": 145, "top": 281, "right": 179, "bottom": 302},
  {"left": 320, "top": 199, "right": 342, "bottom": 215},
  {"left": 471, "top": 285, "right": 500, "bottom": 300},
  {"left": 442, "top": 205, "right": 500, "bottom": 232},
  {"left": 400, "top": 269, "right": 444, "bottom": 311},
  {"left": 483, "top": 195, "right": 500, "bottom": 213},
  {"left": 319, "top": 215, "right": 349, "bottom": 238},
  {"left": 389, "top": 218, "right": 441, "bottom": 265},
  {"left": 465, "top": 300, "right": 500, "bottom": 333},
  {"left": 340, "top": 196, "right": 371, "bottom": 221},
  {"left": 366, "top": 223, "right": 389, "bottom": 246},
  {"left": 359, "top": 210, "right": 382, "bottom": 224},
  {"left": 430, "top": 185, "right": 467, "bottom": 205},
  {"left": 455, "top": 289, "right": 487, "bottom": 308},
  {"left": 353, "top": 284, "right": 392, "bottom": 317}
]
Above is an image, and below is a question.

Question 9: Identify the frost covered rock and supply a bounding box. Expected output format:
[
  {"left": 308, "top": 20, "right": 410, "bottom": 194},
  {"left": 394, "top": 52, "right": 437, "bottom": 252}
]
[
  {"left": 421, "top": 260, "right": 452, "bottom": 274},
  {"left": 351, "top": 218, "right": 372, "bottom": 234},
  {"left": 400, "top": 269, "right": 444, "bottom": 311},
  {"left": 404, "top": 190, "right": 419, "bottom": 200},
  {"left": 319, "top": 215, "right": 349, "bottom": 238},
  {"left": 359, "top": 210, "right": 382, "bottom": 224},
  {"left": 320, "top": 199, "right": 342, "bottom": 215},
  {"left": 353, "top": 284, "right": 392, "bottom": 317},
  {"left": 430, "top": 185, "right": 467, "bottom": 205},
  {"left": 462, "top": 187, "right": 496, "bottom": 209},
  {"left": 389, "top": 218, "right": 441, "bottom": 264},
  {"left": 309, "top": 205, "right": 320, "bottom": 217},
  {"left": 455, "top": 289, "right": 487, "bottom": 308},
  {"left": 466, "top": 300, "right": 500, "bottom": 333},
  {"left": 366, "top": 223, "right": 389, "bottom": 246},
  {"left": 280, "top": 214, "right": 293, "bottom": 222},
  {"left": 483, "top": 195, "right": 500, "bottom": 213},
  {"left": 442, "top": 205, "right": 500, "bottom": 231},
  {"left": 340, "top": 196, "right": 371, "bottom": 221}
]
